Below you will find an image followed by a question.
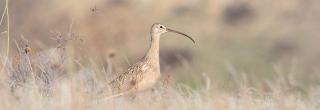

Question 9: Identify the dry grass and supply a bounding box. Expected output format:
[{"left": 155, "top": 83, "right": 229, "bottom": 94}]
[
  {"left": 0, "top": 36, "right": 318, "bottom": 110},
  {"left": 1, "top": 0, "right": 320, "bottom": 110}
]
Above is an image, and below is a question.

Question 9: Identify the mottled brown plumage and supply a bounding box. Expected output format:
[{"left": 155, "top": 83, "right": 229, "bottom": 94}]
[{"left": 109, "top": 23, "right": 195, "bottom": 95}]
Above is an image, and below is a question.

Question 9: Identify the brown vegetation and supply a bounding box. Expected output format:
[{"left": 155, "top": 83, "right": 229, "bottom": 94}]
[{"left": 1, "top": 0, "right": 320, "bottom": 110}]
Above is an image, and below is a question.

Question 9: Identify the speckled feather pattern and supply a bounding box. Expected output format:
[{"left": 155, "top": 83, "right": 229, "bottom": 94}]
[{"left": 109, "top": 58, "right": 160, "bottom": 94}]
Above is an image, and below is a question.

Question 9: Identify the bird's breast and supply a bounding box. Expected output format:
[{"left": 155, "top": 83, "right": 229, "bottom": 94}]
[{"left": 136, "top": 70, "right": 160, "bottom": 91}]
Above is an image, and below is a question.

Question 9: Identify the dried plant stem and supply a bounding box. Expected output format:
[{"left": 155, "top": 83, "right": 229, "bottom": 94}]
[
  {"left": 0, "top": 5, "right": 6, "bottom": 26},
  {"left": 0, "top": 0, "right": 10, "bottom": 74}
]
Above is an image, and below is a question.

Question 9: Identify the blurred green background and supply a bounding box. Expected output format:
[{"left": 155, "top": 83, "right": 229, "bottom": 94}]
[{"left": 1, "top": 0, "right": 320, "bottom": 91}]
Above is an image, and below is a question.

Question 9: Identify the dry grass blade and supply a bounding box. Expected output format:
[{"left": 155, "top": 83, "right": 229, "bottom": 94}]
[{"left": 0, "top": 0, "right": 10, "bottom": 76}]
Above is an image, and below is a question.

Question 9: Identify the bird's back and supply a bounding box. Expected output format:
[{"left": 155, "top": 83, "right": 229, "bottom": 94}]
[{"left": 109, "top": 60, "right": 160, "bottom": 94}]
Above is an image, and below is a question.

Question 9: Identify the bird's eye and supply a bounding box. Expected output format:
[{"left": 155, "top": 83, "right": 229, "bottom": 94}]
[{"left": 160, "top": 26, "right": 163, "bottom": 28}]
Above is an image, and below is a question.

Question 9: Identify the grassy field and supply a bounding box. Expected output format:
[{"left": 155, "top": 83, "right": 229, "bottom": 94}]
[{"left": 1, "top": 0, "right": 320, "bottom": 110}]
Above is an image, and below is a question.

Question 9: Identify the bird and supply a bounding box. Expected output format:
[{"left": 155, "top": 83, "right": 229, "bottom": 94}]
[{"left": 109, "top": 23, "right": 195, "bottom": 95}]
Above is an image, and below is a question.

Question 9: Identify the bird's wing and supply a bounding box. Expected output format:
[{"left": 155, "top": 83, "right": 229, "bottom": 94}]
[{"left": 109, "top": 62, "right": 149, "bottom": 93}]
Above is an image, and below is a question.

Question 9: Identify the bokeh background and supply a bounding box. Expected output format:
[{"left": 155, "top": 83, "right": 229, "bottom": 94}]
[{"left": 1, "top": 0, "right": 320, "bottom": 92}]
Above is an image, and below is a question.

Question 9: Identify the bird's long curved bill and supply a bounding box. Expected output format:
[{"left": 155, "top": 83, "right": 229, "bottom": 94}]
[{"left": 167, "top": 28, "right": 195, "bottom": 44}]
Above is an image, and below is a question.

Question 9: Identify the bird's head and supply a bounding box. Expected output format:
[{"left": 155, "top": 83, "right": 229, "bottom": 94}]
[{"left": 151, "top": 23, "right": 195, "bottom": 44}]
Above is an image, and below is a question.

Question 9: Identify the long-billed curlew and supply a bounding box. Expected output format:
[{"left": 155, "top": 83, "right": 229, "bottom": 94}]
[{"left": 109, "top": 23, "right": 195, "bottom": 95}]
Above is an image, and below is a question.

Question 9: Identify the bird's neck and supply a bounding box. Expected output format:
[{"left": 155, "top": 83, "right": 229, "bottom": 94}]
[{"left": 144, "top": 34, "right": 160, "bottom": 64}]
